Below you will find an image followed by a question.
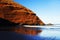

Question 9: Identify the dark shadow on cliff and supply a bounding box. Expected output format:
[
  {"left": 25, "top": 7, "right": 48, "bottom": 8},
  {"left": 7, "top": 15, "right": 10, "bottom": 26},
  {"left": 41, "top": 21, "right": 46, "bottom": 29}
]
[{"left": 0, "top": 18, "right": 19, "bottom": 27}]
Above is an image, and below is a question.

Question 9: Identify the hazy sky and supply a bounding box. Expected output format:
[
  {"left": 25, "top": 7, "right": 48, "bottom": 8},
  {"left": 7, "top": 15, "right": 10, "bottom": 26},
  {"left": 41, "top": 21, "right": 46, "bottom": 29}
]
[{"left": 14, "top": 0, "right": 60, "bottom": 24}]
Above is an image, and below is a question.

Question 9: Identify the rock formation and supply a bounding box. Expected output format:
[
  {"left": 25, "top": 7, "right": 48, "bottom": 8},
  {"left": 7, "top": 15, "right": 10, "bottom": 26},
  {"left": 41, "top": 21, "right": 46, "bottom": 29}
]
[
  {"left": 0, "top": 0, "right": 44, "bottom": 25},
  {"left": 0, "top": 0, "right": 43, "bottom": 35}
]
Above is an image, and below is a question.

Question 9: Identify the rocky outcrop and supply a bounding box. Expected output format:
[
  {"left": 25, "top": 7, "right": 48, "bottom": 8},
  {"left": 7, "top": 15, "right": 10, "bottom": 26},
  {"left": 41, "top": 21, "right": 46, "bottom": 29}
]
[
  {"left": 0, "top": 0, "right": 44, "bottom": 35},
  {"left": 0, "top": 18, "right": 19, "bottom": 27},
  {"left": 0, "top": 0, "right": 44, "bottom": 25},
  {"left": 0, "top": 0, "right": 43, "bottom": 35}
]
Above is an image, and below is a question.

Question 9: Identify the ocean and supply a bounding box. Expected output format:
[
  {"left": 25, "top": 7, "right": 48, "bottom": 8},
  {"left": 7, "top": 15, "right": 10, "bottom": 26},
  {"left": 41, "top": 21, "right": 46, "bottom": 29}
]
[
  {"left": 37, "top": 24, "right": 60, "bottom": 40},
  {"left": 24, "top": 24, "right": 60, "bottom": 40},
  {"left": 0, "top": 25, "right": 60, "bottom": 40}
]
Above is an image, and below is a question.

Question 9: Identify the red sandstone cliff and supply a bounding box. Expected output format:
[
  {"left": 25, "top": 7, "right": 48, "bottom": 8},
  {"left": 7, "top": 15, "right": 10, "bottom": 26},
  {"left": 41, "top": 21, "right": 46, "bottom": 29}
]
[
  {"left": 0, "top": 0, "right": 43, "bottom": 35},
  {"left": 0, "top": 0, "right": 44, "bottom": 25}
]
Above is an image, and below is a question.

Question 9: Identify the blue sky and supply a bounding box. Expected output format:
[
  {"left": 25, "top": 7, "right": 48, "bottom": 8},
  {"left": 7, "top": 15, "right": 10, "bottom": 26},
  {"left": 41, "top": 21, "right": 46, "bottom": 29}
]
[{"left": 14, "top": 0, "right": 60, "bottom": 24}]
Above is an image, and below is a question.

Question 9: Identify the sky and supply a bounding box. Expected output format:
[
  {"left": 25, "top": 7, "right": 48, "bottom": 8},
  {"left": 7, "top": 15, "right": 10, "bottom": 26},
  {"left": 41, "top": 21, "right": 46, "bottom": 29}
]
[{"left": 14, "top": 0, "right": 60, "bottom": 24}]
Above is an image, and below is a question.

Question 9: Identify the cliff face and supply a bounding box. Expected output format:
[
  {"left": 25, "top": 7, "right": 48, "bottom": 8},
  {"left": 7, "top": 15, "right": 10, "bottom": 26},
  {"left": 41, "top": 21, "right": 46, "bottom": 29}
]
[
  {"left": 0, "top": 0, "right": 44, "bottom": 25},
  {"left": 0, "top": 0, "right": 43, "bottom": 35}
]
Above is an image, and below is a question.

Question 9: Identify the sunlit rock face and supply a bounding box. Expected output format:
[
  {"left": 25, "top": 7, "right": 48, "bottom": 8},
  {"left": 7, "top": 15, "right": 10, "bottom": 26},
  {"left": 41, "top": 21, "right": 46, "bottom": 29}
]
[
  {"left": 0, "top": 0, "right": 44, "bottom": 25},
  {"left": 0, "top": 0, "right": 43, "bottom": 35}
]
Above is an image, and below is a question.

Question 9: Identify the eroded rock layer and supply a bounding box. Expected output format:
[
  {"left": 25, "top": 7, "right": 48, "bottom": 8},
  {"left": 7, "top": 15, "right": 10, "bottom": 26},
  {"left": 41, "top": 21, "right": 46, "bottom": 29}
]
[{"left": 0, "top": 0, "right": 44, "bottom": 25}]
